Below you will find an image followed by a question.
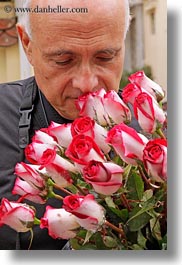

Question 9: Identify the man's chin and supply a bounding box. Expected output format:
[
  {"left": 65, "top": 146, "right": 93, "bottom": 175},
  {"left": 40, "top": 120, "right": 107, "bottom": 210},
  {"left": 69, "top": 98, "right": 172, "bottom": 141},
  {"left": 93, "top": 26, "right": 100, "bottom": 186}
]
[{"left": 58, "top": 108, "right": 80, "bottom": 121}]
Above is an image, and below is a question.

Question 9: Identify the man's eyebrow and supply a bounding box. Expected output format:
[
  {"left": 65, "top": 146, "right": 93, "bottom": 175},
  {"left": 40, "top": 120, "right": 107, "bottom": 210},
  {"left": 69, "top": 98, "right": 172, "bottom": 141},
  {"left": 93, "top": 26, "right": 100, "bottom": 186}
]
[
  {"left": 43, "top": 49, "right": 74, "bottom": 58},
  {"left": 94, "top": 47, "right": 122, "bottom": 55}
]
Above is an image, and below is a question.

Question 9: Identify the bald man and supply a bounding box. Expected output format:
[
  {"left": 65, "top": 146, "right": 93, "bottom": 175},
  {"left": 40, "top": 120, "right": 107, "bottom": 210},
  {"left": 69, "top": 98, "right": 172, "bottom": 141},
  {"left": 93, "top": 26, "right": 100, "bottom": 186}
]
[{"left": 0, "top": 0, "right": 130, "bottom": 249}]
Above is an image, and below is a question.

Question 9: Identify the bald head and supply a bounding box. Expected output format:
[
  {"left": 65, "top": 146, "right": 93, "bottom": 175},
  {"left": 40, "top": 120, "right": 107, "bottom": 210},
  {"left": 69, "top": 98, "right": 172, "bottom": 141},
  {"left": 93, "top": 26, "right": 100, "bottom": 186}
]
[{"left": 18, "top": 0, "right": 130, "bottom": 39}]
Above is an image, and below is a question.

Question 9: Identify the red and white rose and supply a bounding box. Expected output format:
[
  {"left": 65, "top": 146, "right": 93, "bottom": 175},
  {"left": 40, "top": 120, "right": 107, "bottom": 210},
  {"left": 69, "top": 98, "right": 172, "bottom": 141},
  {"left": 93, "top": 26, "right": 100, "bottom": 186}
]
[
  {"left": 48, "top": 122, "right": 72, "bottom": 148},
  {"left": 83, "top": 160, "right": 123, "bottom": 195},
  {"left": 71, "top": 116, "right": 110, "bottom": 154},
  {"left": 103, "top": 90, "right": 131, "bottom": 124},
  {"left": 63, "top": 194, "right": 105, "bottom": 232},
  {"left": 40, "top": 206, "right": 80, "bottom": 239},
  {"left": 12, "top": 177, "right": 47, "bottom": 204},
  {"left": 121, "top": 82, "right": 142, "bottom": 105},
  {"left": 128, "top": 70, "right": 165, "bottom": 102},
  {"left": 14, "top": 162, "right": 46, "bottom": 189},
  {"left": 133, "top": 92, "right": 166, "bottom": 133},
  {"left": 0, "top": 198, "right": 35, "bottom": 232},
  {"left": 76, "top": 88, "right": 131, "bottom": 126},
  {"left": 25, "top": 142, "right": 56, "bottom": 166},
  {"left": 143, "top": 138, "right": 167, "bottom": 182},
  {"left": 106, "top": 123, "right": 148, "bottom": 165},
  {"left": 65, "top": 134, "right": 105, "bottom": 166}
]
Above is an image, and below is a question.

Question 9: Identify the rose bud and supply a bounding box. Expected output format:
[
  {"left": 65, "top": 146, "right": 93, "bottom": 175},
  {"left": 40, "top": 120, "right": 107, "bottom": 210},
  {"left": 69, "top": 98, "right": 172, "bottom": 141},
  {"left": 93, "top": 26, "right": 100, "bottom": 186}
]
[
  {"left": 0, "top": 198, "right": 36, "bottom": 232},
  {"left": 103, "top": 90, "right": 131, "bottom": 125},
  {"left": 76, "top": 88, "right": 110, "bottom": 126},
  {"left": 40, "top": 206, "right": 80, "bottom": 239},
  {"left": 25, "top": 142, "right": 56, "bottom": 166},
  {"left": 133, "top": 92, "right": 166, "bottom": 133},
  {"left": 65, "top": 134, "right": 105, "bottom": 166},
  {"left": 63, "top": 194, "right": 105, "bottom": 232},
  {"left": 45, "top": 153, "right": 77, "bottom": 187},
  {"left": 12, "top": 178, "right": 47, "bottom": 204},
  {"left": 128, "top": 70, "right": 165, "bottom": 102},
  {"left": 83, "top": 160, "right": 123, "bottom": 195},
  {"left": 32, "top": 129, "right": 58, "bottom": 147},
  {"left": 143, "top": 138, "right": 167, "bottom": 182},
  {"left": 14, "top": 162, "right": 46, "bottom": 189},
  {"left": 48, "top": 122, "right": 72, "bottom": 148},
  {"left": 106, "top": 123, "right": 148, "bottom": 165},
  {"left": 121, "top": 83, "right": 142, "bottom": 105}
]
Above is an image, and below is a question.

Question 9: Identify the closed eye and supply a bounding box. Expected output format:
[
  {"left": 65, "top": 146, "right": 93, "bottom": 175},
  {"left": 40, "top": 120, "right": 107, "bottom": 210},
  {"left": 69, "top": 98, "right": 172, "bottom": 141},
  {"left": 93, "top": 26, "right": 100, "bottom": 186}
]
[
  {"left": 55, "top": 58, "right": 73, "bottom": 65},
  {"left": 96, "top": 57, "right": 113, "bottom": 62}
]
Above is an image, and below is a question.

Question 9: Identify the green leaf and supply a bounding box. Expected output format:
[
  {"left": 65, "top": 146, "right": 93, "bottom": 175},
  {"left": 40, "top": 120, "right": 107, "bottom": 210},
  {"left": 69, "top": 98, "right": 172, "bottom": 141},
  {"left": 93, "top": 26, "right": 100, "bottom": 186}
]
[
  {"left": 126, "top": 203, "right": 154, "bottom": 231},
  {"left": 71, "top": 240, "right": 98, "bottom": 250},
  {"left": 127, "top": 171, "right": 144, "bottom": 200},
  {"left": 83, "top": 230, "right": 94, "bottom": 245},
  {"left": 70, "top": 238, "right": 81, "bottom": 250},
  {"left": 142, "top": 189, "right": 153, "bottom": 202},
  {"left": 150, "top": 217, "right": 162, "bottom": 241},
  {"left": 127, "top": 211, "right": 151, "bottom": 231},
  {"left": 109, "top": 207, "right": 129, "bottom": 222},
  {"left": 79, "top": 243, "right": 98, "bottom": 250},
  {"left": 112, "top": 155, "right": 123, "bottom": 166},
  {"left": 137, "top": 230, "right": 147, "bottom": 249},
  {"left": 94, "top": 232, "right": 110, "bottom": 250},
  {"left": 123, "top": 164, "right": 132, "bottom": 186},
  {"left": 70, "top": 230, "right": 98, "bottom": 250},
  {"left": 130, "top": 244, "right": 144, "bottom": 250},
  {"left": 154, "top": 187, "right": 167, "bottom": 202},
  {"left": 105, "top": 196, "right": 116, "bottom": 208},
  {"left": 103, "top": 236, "right": 118, "bottom": 248},
  {"left": 159, "top": 234, "right": 167, "bottom": 250},
  {"left": 104, "top": 206, "right": 123, "bottom": 226},
  {"left": 127, "top": 199, "right": 155, "bottom": 225}
]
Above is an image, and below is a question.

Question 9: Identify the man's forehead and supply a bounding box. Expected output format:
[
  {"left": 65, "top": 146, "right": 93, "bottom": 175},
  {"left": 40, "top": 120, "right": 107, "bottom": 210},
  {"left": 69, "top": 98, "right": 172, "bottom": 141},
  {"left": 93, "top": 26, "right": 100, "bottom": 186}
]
[{"left": 29, "top": 0, "right": 126, "bottom": 43}]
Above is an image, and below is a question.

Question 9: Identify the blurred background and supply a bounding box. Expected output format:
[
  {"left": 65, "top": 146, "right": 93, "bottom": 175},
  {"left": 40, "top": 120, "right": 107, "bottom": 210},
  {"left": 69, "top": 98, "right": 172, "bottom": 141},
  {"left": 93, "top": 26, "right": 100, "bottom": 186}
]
[{"left": 0, "top": 0, "right": 167, "bottom": 101}]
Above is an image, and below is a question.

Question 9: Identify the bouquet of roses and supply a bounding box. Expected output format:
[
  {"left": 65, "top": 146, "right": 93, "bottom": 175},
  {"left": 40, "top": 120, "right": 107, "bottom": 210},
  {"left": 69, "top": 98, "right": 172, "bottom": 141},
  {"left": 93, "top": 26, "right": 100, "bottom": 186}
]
[{"left": 0, "top": 71, "right": 167, "bottom": 250}]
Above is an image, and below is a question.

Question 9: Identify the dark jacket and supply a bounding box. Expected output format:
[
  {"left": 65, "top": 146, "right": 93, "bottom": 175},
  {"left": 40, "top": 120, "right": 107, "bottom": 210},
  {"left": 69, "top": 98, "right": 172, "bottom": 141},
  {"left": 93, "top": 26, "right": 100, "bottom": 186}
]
[{"left": 0, "top": 77, "right": 70, "bottom": 250}]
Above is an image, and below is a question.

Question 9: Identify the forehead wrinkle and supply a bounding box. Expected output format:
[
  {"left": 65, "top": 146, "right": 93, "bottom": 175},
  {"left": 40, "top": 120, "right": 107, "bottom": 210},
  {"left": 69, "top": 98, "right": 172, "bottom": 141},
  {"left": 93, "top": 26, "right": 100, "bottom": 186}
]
[
  {"left": 54, "top": 26, "right": 118, "bottom": 47},
  {"left": 51, "top": 21, "right": 113, "bottom": 38}
]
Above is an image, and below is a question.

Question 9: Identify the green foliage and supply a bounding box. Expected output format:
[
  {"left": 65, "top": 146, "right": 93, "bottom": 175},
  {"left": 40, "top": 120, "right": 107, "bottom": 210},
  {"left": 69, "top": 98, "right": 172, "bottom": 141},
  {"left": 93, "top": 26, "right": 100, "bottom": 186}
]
[{"left": 69, "top": 171, "right": 167, "bottom": 250}]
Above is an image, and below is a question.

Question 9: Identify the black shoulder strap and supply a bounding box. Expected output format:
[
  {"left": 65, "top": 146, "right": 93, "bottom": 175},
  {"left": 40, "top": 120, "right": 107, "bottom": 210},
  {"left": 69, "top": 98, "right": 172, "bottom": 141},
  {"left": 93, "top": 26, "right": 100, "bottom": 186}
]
[{"left": 18, "top": 82, "right": 35, "bottom": 149}]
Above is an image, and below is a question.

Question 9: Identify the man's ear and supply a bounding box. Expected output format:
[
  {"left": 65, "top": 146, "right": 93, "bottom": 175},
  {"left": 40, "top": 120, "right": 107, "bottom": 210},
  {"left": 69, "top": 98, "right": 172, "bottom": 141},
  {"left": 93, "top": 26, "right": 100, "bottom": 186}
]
[{"left": 16, "top": 23, "right": 33, "bottom": 65}]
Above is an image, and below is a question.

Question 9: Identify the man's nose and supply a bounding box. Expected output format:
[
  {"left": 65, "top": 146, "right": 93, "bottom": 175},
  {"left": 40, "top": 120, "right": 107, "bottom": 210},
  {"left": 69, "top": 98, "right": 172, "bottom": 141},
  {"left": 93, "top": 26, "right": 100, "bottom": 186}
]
[{"left": 72, "top": 65, "right": 99, "bottom": 93}]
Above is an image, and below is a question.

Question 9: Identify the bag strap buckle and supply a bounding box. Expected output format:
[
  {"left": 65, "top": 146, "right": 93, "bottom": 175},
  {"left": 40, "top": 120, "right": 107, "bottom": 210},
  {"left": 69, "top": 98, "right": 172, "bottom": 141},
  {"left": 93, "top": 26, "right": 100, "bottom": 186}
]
[{"left": 19, "top": 106, "right": 34, "bottom": 128}]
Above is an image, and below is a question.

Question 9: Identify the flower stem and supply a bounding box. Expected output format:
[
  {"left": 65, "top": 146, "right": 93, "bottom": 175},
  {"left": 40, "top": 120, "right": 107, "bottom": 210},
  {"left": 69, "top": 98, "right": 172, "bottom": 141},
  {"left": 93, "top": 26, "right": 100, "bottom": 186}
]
[
  {"left": 138, "top": 165, "right": 149, "bottom": 187},
  {"left": 74, "top": 184, "right": 88, "bottom": 195},
  {"left": 156, "top": 128, "right": 166, "bottom": 139},
  {"left": 28, "top": 228, "right": 34, "bottom": 250},
  {"left": 105, "top": 220, "right": 126, "bottom": 239},
  {"left": 49, "top": 190, "right": 64, "bottom": 200},
  {"left": 47, "top": 179, "right": 72, "bottom": 197},
  {"left": 53, "top": 183, "right": 73, "bottom": 196},
  {"left": 34, "top": 217, "right": 41, "bottom": 225},
  {"left": 120, "top": 194, "right": 132, "bottom": 211},
  {"left": 123, "top": 164, "right": 132, "bottom": 187}
]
